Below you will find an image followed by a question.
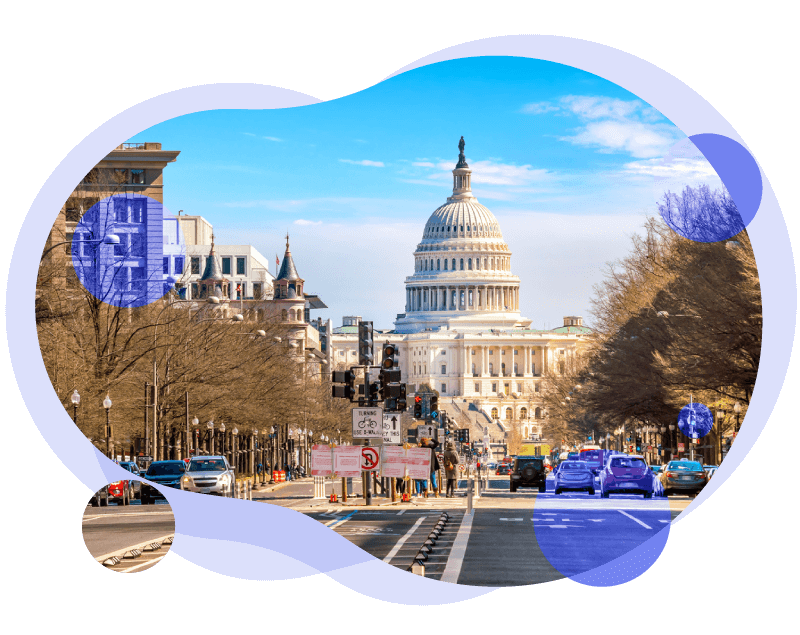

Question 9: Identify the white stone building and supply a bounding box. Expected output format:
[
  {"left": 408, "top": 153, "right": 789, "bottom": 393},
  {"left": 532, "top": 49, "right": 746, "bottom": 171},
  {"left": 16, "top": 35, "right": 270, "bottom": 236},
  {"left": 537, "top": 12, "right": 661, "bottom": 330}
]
[{"left": 330, "top": 139, "right": 591, "bottom": 444}]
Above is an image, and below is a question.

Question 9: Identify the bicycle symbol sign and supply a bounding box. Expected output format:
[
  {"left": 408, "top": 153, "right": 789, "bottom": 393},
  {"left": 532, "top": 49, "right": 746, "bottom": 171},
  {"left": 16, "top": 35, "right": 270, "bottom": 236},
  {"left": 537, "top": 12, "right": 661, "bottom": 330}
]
[{"left": 352, "top": 407, "right": 383, "bottom": 439}]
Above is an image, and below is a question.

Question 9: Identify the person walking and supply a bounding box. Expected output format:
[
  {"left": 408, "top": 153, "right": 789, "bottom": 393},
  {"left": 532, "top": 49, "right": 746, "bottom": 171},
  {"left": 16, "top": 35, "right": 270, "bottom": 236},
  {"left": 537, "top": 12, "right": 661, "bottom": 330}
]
[
  {"left": 444, "top": 441, "right": 460, "bottom": 497},
  {"left": 415, "top": 438, "right": 429, "bottom": 497},
  {"left": 426, "top": 437, "right": 441, "bottom": 498}
]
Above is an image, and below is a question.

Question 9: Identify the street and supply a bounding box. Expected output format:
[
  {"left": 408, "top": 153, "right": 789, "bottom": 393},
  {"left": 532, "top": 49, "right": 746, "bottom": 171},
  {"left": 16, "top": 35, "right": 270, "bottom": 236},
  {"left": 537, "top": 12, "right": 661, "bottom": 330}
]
[
  {"left": 82, "top": 500, "right": 175, "bottom": 572},
  {"left": 251, "top": 474, "right": 688, "bottom": 586}
]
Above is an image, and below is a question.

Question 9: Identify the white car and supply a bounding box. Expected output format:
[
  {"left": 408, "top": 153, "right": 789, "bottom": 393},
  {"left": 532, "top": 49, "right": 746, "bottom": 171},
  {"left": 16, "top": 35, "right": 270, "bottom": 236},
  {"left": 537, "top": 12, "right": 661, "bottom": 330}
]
[{"left": 181, "top": 456, "right": 235, "bottom": 497}]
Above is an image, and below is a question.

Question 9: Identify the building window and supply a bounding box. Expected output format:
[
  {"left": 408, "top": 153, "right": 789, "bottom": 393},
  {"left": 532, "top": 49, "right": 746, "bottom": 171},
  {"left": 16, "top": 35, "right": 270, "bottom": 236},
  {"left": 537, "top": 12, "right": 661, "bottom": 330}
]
[
  {"left": 505, "top": 407, "right": 513, "bottom": 419},
  {"left": 501, "top": 363, "right": 506, "bottom": 374},
  {"left": 441, "top": 365, "right": 447, "bottom": 374},
  {"left": 113, "top": 233, "right": 128, "bottom": 256},
  {"left": 532, "top": 363, "right": 536, "bottom": 374},
  {"left": 174, "top": 257, "right": 184, "bottom": 275},
  {"left": 516, "top": 383, "right": 522, "bottom": 392},
  {"left": 504, "top": 383, "right": 510, "bottom": 394},
  {"left": 471, "top": 363, "right": 476, "bottom": 374},
  {"left": 491, "top": 407, "right": 498, "bottom": 418},
  {"left": 489, "top": 363, "right": 494, "bottom": 374},
  {"left": 441, "top": 383, "right": 446, "bottom": 393},
  {"left": 559, "top": 361, "right": 565, "bottom": 374},
  {"left": 474, "top": 383, "right": 480, "bottom": 393},
  {"left": 520, "top": 407, "right": 528, "bottom": 419},
  {"left": 253, "top": 282, "right": 262, "bottom": 299},
  {"left": 514, "top": 363, "right": 518, "bottom": 375},
  {"left": 489, "top": 350, "right": 494, "bottom": 355},
  {"left": 222, "top": 257, "right": 231, "bottom": 275},
  {"left": 502, "top": 350, "right": 506, "bottom": 355},
  {"left": 163, "top": 257, "right": 169, "bottom": 274},
  {"left": 437, "top": 259, "right": 440, "bottom": 270},
  {"left": 444, "top": 260, "right": 448, "bottom": 270},
  {"left": 514, "top": 350, "right": 518, "bottom": 355},
  {"left": 237, "top": 257, "right": 246, "bottom": 275},
  {"left": 460, "top": 258, "right": 464, "bottom": 270},
  {"left": 131, "top": 199, "right": 146, "bottom": 223},
  {"left": 534, "top": 383, "right": 540, "bottom": 393},
  {"left": 130, "top": 169, "right": 145, "bottom": 184},
  {"left": 471, "top": 349, "right": 476, "bottom": 355},
  {"left": 452, "top": 259, "right": 456, "bottom": 270},
  {"left": 468, "top": 258, "right": 472, "bottom": 270},
  {"left": 339, "top": 351, "right": 344, "bottom": 357},
  {"left": 114, "top": 198, "right": 128, "bottom": 223}
]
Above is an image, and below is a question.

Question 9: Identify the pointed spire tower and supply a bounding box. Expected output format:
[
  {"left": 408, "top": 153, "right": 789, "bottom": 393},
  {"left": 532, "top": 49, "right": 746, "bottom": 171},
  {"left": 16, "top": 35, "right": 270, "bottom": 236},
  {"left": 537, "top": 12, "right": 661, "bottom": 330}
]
[
  {"left": 198, "top": 233, "right": 230, "bottom": 299},
  {"left": 274, "top": 234, "right": 304, "bottom": 300}
]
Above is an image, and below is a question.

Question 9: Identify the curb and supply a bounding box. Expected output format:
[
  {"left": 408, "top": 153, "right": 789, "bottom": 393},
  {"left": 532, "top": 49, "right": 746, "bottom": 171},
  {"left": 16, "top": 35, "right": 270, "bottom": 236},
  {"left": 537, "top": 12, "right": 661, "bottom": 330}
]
[{"left": 94, "top": 534, "right": 174, "bottom": 566}]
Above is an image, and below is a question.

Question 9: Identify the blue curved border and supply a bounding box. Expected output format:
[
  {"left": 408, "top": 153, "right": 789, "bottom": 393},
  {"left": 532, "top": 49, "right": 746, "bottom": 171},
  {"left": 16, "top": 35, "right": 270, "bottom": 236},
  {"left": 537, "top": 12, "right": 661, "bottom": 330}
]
[{"left": 8, "top": 36, "right": 795, "bottom": 598}]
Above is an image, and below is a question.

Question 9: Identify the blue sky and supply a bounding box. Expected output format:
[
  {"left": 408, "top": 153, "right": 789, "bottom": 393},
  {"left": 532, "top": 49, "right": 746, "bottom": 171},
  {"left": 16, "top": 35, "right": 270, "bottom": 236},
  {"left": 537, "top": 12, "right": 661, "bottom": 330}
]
[{"left": 131, "top": 57, "right": 722, "bottom": 329}]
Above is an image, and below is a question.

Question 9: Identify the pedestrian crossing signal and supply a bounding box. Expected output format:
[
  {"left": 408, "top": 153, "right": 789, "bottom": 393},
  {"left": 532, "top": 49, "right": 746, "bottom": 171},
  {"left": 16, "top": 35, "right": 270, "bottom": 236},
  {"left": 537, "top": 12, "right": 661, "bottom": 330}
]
[{"left": 413, "top": 395, "right": 422, "bottom": 419}]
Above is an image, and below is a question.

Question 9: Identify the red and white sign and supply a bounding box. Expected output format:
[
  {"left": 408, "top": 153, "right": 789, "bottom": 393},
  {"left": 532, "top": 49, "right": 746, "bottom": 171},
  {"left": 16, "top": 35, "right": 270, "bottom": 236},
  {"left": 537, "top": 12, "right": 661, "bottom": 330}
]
[
  {"left": 311, "top": 444, "right": 333, "bottom": 476},
  {"left": 380, "top": 446, "right": 407, "bottom": 478},
  {"left": 677, "top": 442, "right": 685, "bottom": 452},
  {"left": 333, "top": 445, "right": 362, "bottom": 478},
  {"left": 406, "top": 447, "right": 432, "bottom": 479},
  {"left": 361, "top": 446, "right": 380, "bottom": 471}
]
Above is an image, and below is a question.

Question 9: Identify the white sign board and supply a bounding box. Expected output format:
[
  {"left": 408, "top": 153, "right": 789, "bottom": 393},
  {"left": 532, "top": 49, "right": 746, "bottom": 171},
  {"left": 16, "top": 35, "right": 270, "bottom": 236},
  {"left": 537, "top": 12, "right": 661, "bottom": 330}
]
[
  {"left": 383, "top": 414, "right": 402, "bottom": 444},
  {"left": 310, "top": 444, "right": 333, "bottom": 476},
  {"left": 417, "top": 425, "right": 435, "bottom": 440},
  {"left": 406, "top": 447, "right": 432, "bottom": 479},
  {"left": 380, "top": 446, "right": 407, "bottom": 478},
  {"left": 352, "top": 407, "right": 383, "bottom": 439},
  {"left": 333, "top": 445, "right": 362, "bottom": 478}
]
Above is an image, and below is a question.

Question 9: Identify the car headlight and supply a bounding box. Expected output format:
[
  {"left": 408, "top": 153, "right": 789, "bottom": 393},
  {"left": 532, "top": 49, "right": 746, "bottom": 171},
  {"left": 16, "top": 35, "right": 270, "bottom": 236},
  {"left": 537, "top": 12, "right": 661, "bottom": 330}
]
[{"left": 182, "top": 476, "right": 192, "bottom": 486}]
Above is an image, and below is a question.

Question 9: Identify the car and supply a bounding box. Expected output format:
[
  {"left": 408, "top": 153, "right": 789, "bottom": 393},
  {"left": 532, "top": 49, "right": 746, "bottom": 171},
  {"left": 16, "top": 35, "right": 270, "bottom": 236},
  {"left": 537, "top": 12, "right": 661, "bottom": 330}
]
[
  {"left": 118, "top": 461, "right": 142, "bottom": 500},
  {"left": 554, "top": 460, "right": 595, "bottom": 495},
  {"left": 487, "top": 462, "right": 497, "bottom": 470},
  {"left": 577, "top": 449, "right": 609, "bottom": 476},
  {"left": 510, "top": 456, "right": 547, "bottom": 493},
  {"left": 496, "top": 463, "right": 512, "bottom": 475},
  {"left": 141, "top": 460, "right": 186, "bottom": 504},
  {"left": 89, "top": 484, "right": 109, "bottom": 507},
  {"left": 181, "top": 456, "right": 235, "bottom": 497},
  {"left": 706, "top": 467, "right": 718, "bottom": 479},
  {"left": 600, "top": 455, "right": 655, "bottom": 498},
  {"left": 658, "top": 460, "right": 708, "bottom": 497},
  {"left": 107, "top": 478, "right": 134, "bottom": 506}
]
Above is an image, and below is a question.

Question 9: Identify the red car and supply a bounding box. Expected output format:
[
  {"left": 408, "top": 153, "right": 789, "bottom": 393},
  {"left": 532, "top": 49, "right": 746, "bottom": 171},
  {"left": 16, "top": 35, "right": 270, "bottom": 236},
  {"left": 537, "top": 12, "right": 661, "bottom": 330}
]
[{"left": 108, "top": 478, "right": 135, "bottom": 506}]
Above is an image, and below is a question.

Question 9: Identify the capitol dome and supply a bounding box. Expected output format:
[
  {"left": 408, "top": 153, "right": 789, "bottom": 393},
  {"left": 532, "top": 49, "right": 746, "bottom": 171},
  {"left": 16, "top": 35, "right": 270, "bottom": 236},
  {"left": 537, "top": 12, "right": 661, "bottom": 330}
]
[{"left": 394, "top": 137, "right": 530, "bottom": 334}]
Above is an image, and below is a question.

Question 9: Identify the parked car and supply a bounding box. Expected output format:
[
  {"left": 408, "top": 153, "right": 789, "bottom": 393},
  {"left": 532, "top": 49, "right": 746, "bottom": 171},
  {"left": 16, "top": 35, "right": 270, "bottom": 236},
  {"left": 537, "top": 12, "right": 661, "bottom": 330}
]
[
  {"left": 496, "top": 463, "right": 512, "bottom": 476},
  {"left": 658, "top": 460, "right": 708, "bottom": 497},
  {"left": 181, "top": 456, "right": 235, "bottom": 497},
  {"left": 510, "top": 456, "right": 547, "bottom": 493},
  {"left": 141, "top": 460, "right": 186, "bottom": 504},
  {"left": 600, "top": 455, "right": 655, "bottom": 498},
  {"left": 706, "top": 467, "right": 718, "bottom": 479},
  {"left": 577, "top": 449, "right": 609, "bottom": 476},
  {"left": 554, "top": 461, "right": 595, "bottom": 495},
  {"left": 89, "top": 484, "right": 109, "bottom": 507},
  {"left": 107, "top": 479, "right": 134, "bottom": 506},
  {"left": 117, "top": 461, "right": 142, "bottom": 501}
]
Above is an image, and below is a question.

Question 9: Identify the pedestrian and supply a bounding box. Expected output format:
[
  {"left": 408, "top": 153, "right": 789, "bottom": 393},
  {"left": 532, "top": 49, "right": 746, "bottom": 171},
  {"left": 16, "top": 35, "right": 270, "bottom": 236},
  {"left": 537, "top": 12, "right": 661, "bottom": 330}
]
[
  {"left": 444, "top": 441, "right": 460, "bottom": 497},
  {"left": 416, "top": 438, "right": 430, "bottom": 497},
  {"left": 284, "top": 462, "right": 292, "bottom": 481},
  {"left": 426, "top": 437, "right": 441, "bottom": 498},
  {"left": 477, "top": 459, "right": 481, "bottom": 477}
]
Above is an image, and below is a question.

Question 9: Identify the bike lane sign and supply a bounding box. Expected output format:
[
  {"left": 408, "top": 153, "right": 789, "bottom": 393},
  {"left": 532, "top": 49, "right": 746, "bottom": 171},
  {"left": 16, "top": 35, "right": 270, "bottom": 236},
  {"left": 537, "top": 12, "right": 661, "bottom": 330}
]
[
  {"left": 352, "top": 407, "right": 383, "bottom": 439},
  {"left": 383, "top": 414, "right": 402, "bottom": 444}
]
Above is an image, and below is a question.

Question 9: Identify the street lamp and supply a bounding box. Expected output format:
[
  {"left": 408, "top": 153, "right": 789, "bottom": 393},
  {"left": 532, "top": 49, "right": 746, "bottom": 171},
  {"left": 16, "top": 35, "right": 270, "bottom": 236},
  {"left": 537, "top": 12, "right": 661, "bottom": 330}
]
[
  {"left": 733, "top": 401, "right": 742, "bottom": 433},
  {"left": 207, "top": 420, "right": 214, "bottom": 455},
  {"left": 219, "top": 422, "right": 226, "bottom": 458},
  {"left": 70, "top": 389, "right": 80, "bottom": 424},
  {"left": 191, "top": 416, "right": 199, "bottom": 456},
  {"left": 669, "top": 423, "right": 676, "bottom": 459},
  {"left": 103, "top": 394, "right": 112, "bottom": 458},
  {"left": 232, "top": 427, "right": 239, "bottom": 473}
]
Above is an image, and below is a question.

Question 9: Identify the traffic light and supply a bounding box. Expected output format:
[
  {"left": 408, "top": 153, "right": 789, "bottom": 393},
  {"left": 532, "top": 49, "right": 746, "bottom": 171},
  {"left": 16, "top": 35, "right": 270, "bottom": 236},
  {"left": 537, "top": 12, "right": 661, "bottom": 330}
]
[
  {"left": 331, "top": 369, "right": 356, "bottom": 401},
  {"left": 413, "top": 395, "right": 422, "bottom": 419},
  {"left": 358, "top": 321, "right": 374, "bottom": 366},
  {"left": 429, "top": 394, "right": 439, "bottom": 420},
  {"left": 382, "top": 341, "right": 399, "bottom": 369},
  {"left": 396, "top": 383, "right": 407, "bottom": 412}
]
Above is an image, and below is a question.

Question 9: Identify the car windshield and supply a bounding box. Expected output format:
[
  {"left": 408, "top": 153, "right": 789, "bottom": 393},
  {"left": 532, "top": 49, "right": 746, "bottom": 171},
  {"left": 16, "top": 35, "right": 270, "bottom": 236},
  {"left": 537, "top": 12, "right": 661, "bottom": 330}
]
[
  {"left": 561, "top": 462, "right": 588, "bottom": 470},
  {"left": 189, "top": 459, "right": 227, "bottom": 472},
  {"left": 580, "top": 450, "right": 602, "bottom": 462},
  {"left": 669, "top": 461, "right": 702, "bottom": 471},
  {"left": 517, "top": 459, "right": 543, "bottom": 468},
  {"left": 610, "top": 458, "right": 646, "bottom": 469},
  {"left": 146, "top": 462, "right": 185, "bottom": 476}
]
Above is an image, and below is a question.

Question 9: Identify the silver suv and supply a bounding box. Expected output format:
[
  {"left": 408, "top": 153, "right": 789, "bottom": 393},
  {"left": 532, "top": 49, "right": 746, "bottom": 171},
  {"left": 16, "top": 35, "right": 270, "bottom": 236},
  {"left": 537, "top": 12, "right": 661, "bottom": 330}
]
[{"left": 181, "top": 456, "right": 235, "bottom": 497}]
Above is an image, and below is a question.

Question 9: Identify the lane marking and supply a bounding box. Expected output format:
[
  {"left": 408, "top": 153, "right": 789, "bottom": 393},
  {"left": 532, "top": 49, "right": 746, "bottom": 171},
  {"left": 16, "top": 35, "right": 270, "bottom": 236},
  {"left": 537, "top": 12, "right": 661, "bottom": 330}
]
[
  {"left": 499, "top": 518, "right": 523, "bottom": 521},
  {"left": 618, "top": 510, "right": 652, "bottom": 529},
  {"left": 382, "top": 517, "right": 426, "bottom": 563},
  {"left": 397, "top": 509, "right": 406, "bottom": 515},
  {"left": 82, "top": 511, "right": 175, "bottom": 520},
  {"left": 659, "top": 520, "right": 670, "bottom": 523},
  {"left": 122, "top": 555, "right": 166, "bottom": 572},
  {"left": 325, "top": 510, "right": 356, "bottom": 528},
  {"left": 440, "top": 512, "right": 474, "bottom": 584}
]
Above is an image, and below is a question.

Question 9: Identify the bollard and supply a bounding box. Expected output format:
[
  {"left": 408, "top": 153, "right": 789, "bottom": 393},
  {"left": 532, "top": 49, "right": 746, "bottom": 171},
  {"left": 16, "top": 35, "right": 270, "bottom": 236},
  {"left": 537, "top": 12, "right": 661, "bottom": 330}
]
[
  {"left": 391, "top": 478, "right": 397, "bottom": 502},
  {"left": 475, "top": 475, "right": 481, "bottom": 499},
  {"left": 467, "top": 478, "right": 473, "bottom": 515},
  {"left": 313, "top": 476, "right": 325, "bottom": 499},
  {"left": 247, "top": 479, "right": 252, "bottom": 501},
  {"left": 341, "top": 477, "right": 347, "bottom": 503}
]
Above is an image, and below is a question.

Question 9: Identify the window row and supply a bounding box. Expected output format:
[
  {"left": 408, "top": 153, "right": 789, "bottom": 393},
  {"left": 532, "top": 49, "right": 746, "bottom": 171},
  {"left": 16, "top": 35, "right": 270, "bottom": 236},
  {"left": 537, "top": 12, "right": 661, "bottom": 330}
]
[
  {"left": 189, "top": 255, "right": 247, "bottom": 275},
  {"left": 488, "top": 406, "right": 544, "bottom": 420},
  {"left": 415, "top": 256, "right": 510, "bottom": 272}
]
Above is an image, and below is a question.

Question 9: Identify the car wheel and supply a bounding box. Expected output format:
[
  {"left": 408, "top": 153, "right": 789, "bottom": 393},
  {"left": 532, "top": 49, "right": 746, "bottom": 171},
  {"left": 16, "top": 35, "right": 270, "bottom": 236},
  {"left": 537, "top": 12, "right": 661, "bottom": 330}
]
[
  {"left": 538, "top": 483, "right": 546, "bottom": 493},
  {"left": 644, "top": 492, "right": 653, "bottom": 499},
  {"left": 663, "top": 489, "right": 670, "bottom": 497},
  {"left": 555, "top": 488, "right": 561, "bottom": 495},
  {"left": 100, "top": 491, "right": 108, "bottom": 506},
  {"left": 90, "top": 497, "right": 99, "bottom": 507},
  {"left": 142, "top": 494, "right": 150, "bottom": 505},
  {"left": 601, "top": 490, "right": 609, "bottom": 498},
  {"left": 510, "top": 484, "right": 517, "bottom": 493},
  {"left": 588, "top": 488, "right": 595, "bottom": 496}
]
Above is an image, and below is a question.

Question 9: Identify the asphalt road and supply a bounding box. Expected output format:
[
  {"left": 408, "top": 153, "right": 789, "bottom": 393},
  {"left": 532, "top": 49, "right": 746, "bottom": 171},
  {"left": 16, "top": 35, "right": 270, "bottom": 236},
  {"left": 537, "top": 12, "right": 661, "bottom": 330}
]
[{"left": 82, "top": 499, "right": 175, "bottom": 570}]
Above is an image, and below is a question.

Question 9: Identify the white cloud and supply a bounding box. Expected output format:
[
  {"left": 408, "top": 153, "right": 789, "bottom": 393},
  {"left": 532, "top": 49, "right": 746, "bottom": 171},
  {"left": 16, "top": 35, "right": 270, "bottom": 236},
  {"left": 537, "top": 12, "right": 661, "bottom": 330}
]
[
  {"left": 623, "top": 157, "right": 719, "bottom": 180},
  {"left": 520, "top": 102, "right": 560, "bottom": 114},
  {"left": 412, "top": 161, "right": 435, "bottom": 168},
  {"left": 339, "top": 159, "right": 385, "bottom": 167},
  {"left": 243, "top": 132, "right": 282, "bottom": 142},
  {"left": 561, "top": 95, "right": 641, "bottom": 120},
  {"left": 263, "top": 136, "right": 282, "bottom": 142},
  {"left": 560, "top": 120, "right": 680, "bottom": 158},
  {"left": 294, "top": 219, "right": 323, "bottom": 226}
]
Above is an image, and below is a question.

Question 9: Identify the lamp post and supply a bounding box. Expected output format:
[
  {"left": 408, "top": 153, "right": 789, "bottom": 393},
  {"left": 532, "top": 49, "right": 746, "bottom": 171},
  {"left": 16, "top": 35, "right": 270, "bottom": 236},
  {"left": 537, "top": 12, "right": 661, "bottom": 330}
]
[
  {"left": 219, "top": 422, "right": 226, "bottom": 458},
  {"left": 71, "top": 389, "right": 80, "bottom": 424},
  {"left": 207, "top": 420, "right": 214, "bottom": 455},
  {"left": 269, "top": 426, "right": 276, "bottom": 482},
  {"left": 715, "top": 409, "right": 725, "bottom": 465},
  {"left": 103, "top": 394, "right": 112, "bottom": 458},
  {"left": 191, "top": 417, "right": 199, "bottom": 456},
  {"left": 669, "top": 424, "right": 676, "bottom": 459},
  {"left": 734, "top": 401, "right": 742, "bottom": 434},
  {"left": 261, "top": 430, "right": 268, "bottom": 485},
  {"left": 232, "top": 427, "right": 239, "bottom": 474}
]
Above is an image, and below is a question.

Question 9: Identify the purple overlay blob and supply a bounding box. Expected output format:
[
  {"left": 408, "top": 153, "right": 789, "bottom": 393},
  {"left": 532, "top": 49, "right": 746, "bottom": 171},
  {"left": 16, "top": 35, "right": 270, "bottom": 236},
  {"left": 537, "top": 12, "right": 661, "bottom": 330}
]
[{"left": 678, "top": 402, "right": 714, "bottom": 439}]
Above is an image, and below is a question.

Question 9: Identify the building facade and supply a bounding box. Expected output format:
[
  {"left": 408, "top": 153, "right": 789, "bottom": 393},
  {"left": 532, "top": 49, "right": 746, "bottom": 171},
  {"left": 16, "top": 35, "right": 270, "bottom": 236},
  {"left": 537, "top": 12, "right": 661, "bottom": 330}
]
[{"left": 330, "top": 140, "right": 591, "bottom": 444}]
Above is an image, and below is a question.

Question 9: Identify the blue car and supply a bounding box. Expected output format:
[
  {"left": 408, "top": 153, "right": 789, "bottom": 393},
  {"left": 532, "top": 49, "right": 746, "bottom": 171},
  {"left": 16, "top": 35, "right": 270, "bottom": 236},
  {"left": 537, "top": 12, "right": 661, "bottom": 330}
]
[
  {"left": 141, "top": 460, "right": 186, "bottom": 504},
  {"left": 600, "top": 455, "right": 654, "bottom": 498},
  {"left": 554, "top": 461, "right": 595, "bottom": 495}
]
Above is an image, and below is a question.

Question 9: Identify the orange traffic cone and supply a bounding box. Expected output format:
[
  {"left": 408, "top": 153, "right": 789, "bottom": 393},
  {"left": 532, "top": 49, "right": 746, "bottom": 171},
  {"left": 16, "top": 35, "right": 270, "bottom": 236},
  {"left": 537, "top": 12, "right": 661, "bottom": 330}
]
[
  {"left": 401, "top": 492, "right": 410, "bottom": 502},
  {"left": 329, "top": 492, "right": 338, "bottom": 503}
]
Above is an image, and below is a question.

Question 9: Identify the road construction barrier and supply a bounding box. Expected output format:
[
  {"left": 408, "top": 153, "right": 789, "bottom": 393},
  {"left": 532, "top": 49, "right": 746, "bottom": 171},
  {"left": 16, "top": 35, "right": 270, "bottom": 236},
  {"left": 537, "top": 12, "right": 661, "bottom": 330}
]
[
  {"left": 313, "top": 476, "right": 326, "bottom": 499},
  {"left": 274, "top": 470, "right": 285, "bottom": 483}
]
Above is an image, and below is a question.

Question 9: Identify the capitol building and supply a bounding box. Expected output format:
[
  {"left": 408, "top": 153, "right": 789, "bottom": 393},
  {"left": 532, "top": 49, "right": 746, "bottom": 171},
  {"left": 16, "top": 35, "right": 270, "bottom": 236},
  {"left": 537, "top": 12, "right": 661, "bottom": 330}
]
[{"left": 328, "top": 139, "right": 591, "bottom": 445}]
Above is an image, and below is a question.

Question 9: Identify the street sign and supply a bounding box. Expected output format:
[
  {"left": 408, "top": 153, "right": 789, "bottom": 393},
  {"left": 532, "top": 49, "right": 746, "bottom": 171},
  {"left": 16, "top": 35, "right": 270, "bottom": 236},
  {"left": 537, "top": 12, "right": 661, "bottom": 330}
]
[
  {"left": 380, "top": 446, "right": 407, "bottom": 477},
  {"left": 417, "top": 424, "right": 435, "bottom": 439},
  {"left": 352, "top": 407, "right": 383, "bottom": 439},
  {"left": 677, "top": 442, "right": 685, "bottom": 452},
  {"left": 361, "top": 446, "right": 380, "bottom": 471},
  {"left": 311, "top": 444, "right": 333, "bottom": 476},
  {"left": 406, "top": 447, "right": 432, "bottom": 479},
  {"left": 382, "top": 414, "right": 402, "bottom": 444},
  {"left": 333, "top": 445, "right": 362, "bottom": 478}
]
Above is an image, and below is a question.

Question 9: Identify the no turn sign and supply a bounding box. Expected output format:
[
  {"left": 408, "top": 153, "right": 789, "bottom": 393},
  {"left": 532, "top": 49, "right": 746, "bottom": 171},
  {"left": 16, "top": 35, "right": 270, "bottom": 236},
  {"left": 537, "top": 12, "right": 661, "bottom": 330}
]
[{"left": 361, "top": 446, "right": 379, "bottom": 471}]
